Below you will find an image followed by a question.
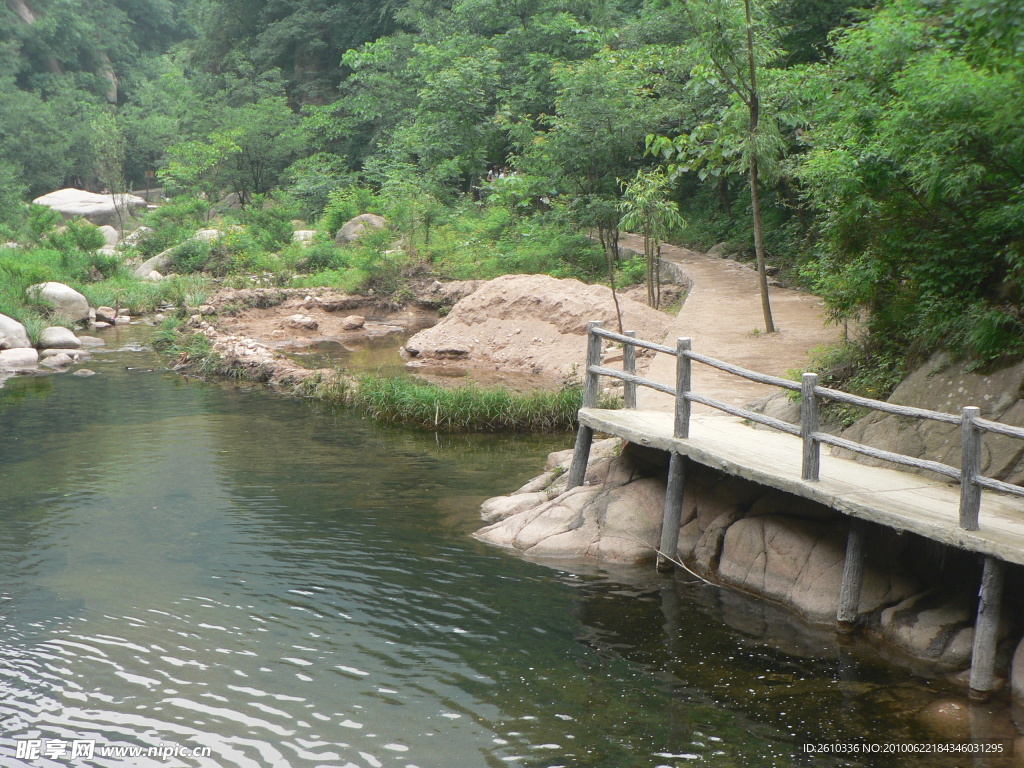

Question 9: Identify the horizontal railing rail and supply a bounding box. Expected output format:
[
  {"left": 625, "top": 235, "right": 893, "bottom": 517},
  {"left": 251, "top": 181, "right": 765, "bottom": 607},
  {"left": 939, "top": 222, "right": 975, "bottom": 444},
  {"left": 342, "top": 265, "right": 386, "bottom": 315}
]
[{"left": 578, "top": 320, "right": 1024, "bottom": 531}]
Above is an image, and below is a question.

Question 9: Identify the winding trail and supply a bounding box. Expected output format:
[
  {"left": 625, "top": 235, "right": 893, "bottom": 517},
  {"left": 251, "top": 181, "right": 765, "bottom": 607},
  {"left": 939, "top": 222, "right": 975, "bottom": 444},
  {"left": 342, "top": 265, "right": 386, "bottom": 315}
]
[{"left": 617, "top": 234, "right": 842, "bottom": 412}]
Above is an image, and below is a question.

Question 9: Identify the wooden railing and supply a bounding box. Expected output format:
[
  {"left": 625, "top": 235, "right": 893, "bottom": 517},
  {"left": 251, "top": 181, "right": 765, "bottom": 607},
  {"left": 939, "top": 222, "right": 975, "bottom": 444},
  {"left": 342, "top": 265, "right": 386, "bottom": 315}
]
[{"left": 576, "top": 321, "right": 1024, "bottom": 532}]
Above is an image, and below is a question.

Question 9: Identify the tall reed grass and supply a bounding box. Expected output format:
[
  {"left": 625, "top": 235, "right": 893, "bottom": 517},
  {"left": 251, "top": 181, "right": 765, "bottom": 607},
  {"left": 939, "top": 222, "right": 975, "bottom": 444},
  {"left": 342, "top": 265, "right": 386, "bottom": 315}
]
[{"left": 352, "top": 375, "right": 610, "bottom": 432}]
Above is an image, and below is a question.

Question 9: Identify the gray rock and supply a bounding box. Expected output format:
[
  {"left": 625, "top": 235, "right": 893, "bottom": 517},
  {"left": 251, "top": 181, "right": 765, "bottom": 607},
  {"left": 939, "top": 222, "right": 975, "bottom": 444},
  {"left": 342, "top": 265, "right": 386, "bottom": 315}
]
[
  {"left": 26, "top": 282, "right": 90, "bottom": 322},
  {"left": 335, "top": 214, "right": 387, "bottom": 245},
  {"left": 293, "top": 230, "right": 317, "bottom": 244},
  {"left": 113, "top": 315, "right": 130, "bottom": 325},
  {"left": 40, "top": 348, "right": 86, "bottom": 360},
  {"left": 707, "top": 242, "right": 737, "bottom": 259},
  {"left": 1012, "top": 637, "right": 1024, "bottom": 702},
  {"left": 133, "top": 249, "right": 174, "bottom": 278},
  {"left": 32, "top": 188, "right": 146, "bottom": 227},
  {"left": 38, "top": 326, "right": 82, "bottom": 349},
  {"left": 0, "top": 313, "right": 31, "bottom": 349},
  {"left": 0, "top": 348, "right": 39, "bottom": 369},
  {"left": 76, "top": 336, "right": 105, "bottom": 347},
  {"left": 287, "top": 314, "right": 318, "bottom": 331},
  {"left": 475, "top": 454, "right": 666, "bottom": 564},
  {"left": 342, "top": 315, "right": 366, "bottom": 330},
  {"left": 120, "top": 226, "right": 152, "bottom": 247},
  {"left": 95, "top": 306, "right": 117, "bottom": 323},
  {"left": 841, "top": 353, "right": 1024, "bottom": 483},
  {"left": 73, "top": 368, "right": 97, "bottom": 377},
  {"left": 97, "top": 225, "right": 119, "bottom": 247},
  {"left": 41, "top": 352, "right": 74, "bottom": 369},
  {"left": 145, "top": 270, "right": 164, "bottom": 281},
  {"left": 717, "top": 515, "right": 917, "bottom": 624},
  {"left": 878, "top": 590, "right": 976, "bottom": 668}
]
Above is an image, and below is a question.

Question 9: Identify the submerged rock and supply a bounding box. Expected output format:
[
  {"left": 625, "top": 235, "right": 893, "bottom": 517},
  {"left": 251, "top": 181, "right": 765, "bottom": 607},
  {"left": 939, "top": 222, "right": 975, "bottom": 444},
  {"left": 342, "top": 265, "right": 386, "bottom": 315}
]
[{"left": 0, "top": 348, "right": 39, "bottom": 369}]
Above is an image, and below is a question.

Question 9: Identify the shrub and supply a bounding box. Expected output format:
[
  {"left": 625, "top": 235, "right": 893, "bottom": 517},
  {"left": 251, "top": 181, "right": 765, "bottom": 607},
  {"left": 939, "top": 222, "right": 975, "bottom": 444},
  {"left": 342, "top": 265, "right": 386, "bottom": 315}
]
[
  {"left": 300, "top": 241, "right": 350, "bottom": 272},
  {"left": 319, "top": 186, "right": 383, "bottom": 236},
  {"left": 170, "top": 238, "right": 211, "bottom": 274}
]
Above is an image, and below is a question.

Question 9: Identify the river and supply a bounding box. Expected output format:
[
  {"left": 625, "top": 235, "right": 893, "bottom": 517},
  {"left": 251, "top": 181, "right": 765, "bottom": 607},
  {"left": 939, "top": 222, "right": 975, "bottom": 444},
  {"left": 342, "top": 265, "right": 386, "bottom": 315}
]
[{"left": 0, "top": 326, "right": 1007, "bottom": 767}]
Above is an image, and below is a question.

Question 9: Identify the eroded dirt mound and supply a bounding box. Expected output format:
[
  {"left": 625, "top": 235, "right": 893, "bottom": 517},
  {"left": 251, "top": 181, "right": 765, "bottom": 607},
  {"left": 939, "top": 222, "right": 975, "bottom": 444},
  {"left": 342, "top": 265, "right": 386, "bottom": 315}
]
[{"left": 403, "top": 274, "right": 672, "bottom": 380}]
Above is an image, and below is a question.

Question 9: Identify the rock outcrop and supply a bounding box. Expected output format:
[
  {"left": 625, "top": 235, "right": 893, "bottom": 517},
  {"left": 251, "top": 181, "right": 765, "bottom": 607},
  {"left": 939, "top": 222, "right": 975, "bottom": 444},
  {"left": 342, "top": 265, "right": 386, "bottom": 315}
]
[
  {"left": 476, "top": 439, "right": 1007, "bottom": 670},
  {"left": 404, "top": 274, "right": 673, "bottom": 379},
  {"left": 841, "top": 353, "right": 1024, "bottom": 483},
  {"left": 335, "top": 214, "right": 387, "bottom": 245},
  {"left": 32, "top": 188, "right": 146, "bottom": 227}
]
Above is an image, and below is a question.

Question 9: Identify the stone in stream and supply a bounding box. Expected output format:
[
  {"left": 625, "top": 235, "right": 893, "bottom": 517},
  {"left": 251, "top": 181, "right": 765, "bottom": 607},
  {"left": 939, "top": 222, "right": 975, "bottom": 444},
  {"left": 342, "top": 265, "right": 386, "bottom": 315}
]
[
  {"left": 0, "top": 313, "right": 32, "bottom": 349},
  {"left": 73, "top": 369, "right": 97, "bottom": 377},
  {"left": 0, "top": 348, "right": 39, "bottom": 369},
  {"left": 41, "top": 352, "right": 74, "bottom": 369},
  {"left": 38, "top": 326, "right": 82, "bottom": 349},
  {"left": 95, "top": 306, "right": 117, "bottom": 323}
]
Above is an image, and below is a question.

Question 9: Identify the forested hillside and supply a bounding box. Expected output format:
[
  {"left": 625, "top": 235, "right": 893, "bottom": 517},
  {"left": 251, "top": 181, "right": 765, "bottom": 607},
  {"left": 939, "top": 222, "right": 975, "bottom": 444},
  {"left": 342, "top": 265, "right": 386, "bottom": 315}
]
[{"left": 1, "top": 0, "right": 1022, "bottom": 387}]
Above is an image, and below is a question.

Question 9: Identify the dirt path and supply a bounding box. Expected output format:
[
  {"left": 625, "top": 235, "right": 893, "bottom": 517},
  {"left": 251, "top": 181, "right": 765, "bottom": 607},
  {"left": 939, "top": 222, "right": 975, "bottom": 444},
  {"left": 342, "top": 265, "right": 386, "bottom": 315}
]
[{"left": 618, "top": 234, "right": 842, "bottom": 412}]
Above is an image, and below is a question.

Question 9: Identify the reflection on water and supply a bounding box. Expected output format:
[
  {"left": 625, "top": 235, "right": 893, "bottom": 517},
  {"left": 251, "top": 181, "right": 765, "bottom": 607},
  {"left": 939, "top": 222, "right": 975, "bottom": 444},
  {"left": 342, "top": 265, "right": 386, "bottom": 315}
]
[{"left": 0, "top": 327, "right": 1009, "bottom": 768}]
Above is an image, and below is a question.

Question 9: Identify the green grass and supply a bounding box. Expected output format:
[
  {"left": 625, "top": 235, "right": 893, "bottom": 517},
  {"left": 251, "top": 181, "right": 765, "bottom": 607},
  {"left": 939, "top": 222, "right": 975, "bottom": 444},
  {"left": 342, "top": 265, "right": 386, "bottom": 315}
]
[{"left": 352, "top": 375, "right": 615, "bottom": 432}]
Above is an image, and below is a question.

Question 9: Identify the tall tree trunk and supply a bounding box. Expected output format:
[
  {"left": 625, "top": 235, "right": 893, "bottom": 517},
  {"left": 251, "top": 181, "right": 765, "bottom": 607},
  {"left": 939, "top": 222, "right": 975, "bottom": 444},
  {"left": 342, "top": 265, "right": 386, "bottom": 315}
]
[
  {"left": 601, "top": 225, "right": 624, "bottom": 334},
  {"left": 745, "top": 0, "right": 776, "bottom": 334}
]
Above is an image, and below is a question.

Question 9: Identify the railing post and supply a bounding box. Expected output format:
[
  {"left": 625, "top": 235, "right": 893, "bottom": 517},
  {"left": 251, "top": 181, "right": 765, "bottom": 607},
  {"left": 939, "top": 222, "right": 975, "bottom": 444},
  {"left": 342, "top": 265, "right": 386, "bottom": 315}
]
[
  {"left": 567, "top": 321, "right": 603, "bottom": 490},
  {"left": 582, "top": 321, "right": 604, "bottom": 409},
  {"left": 801, "top": 373, "right": 820, "bottom": 481},
  {"left": 623, "top": 330, "right": 637, "bottom": 410},
  {"left": 960, "top": 406, "right": 981, "bottom": 531},
  {"left": 674, "top": 338, "right": 692, "bottom": 439}
]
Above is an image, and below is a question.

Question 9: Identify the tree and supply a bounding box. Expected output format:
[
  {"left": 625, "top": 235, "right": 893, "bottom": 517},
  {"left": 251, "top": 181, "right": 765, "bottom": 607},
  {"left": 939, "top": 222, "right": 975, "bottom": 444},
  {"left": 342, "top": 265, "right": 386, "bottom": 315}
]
[
  {"left": 652, "top": 0, "right": 781, "bottom": 333},
  {"left": 795, "top": 0, "right": 1024, "bottom": 365},
  {"left": 617, "top": 168, "right": 685, "bottom": 308}
]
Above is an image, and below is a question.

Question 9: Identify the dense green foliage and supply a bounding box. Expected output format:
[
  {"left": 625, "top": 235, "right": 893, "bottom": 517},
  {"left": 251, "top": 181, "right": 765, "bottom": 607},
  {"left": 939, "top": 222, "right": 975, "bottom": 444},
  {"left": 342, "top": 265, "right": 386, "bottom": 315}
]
[{"left": 2, "top": 0, "right": 1023, "bottom": 391}]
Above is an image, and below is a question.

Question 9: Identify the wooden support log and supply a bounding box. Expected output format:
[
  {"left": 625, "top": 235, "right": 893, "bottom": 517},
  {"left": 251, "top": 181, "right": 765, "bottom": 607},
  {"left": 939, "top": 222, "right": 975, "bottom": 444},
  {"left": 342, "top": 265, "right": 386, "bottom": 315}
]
[
  {"left": 657, "top": 453, "right": 686, "bottom": 572},
  {"left": 674, "top": 338, "right": 692, "bottom": 439},
  {"left": 836, "top": 518, "right": 867, "bottom": 635},
  {"left": 969, "top": 555, "right": 1004, "bottom": 701},
  {"left": 801, "top": 372, "right": 820, "bottom": 481},
  {"left": 960, "top": 406, "right": 982, "bottom": 531},
  {"left": 623, "top": 330, "right": 637, "bottom": 409},
  {"left": 565, "top": 425, "right": 594, "bottom": 490}
]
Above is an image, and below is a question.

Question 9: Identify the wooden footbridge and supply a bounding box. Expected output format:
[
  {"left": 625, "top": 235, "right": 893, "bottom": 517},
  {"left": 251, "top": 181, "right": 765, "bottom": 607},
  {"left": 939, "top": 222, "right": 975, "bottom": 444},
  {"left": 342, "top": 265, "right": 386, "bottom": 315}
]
[{"left": 567, "top": 321, "right": 1024, "bottom": 700}]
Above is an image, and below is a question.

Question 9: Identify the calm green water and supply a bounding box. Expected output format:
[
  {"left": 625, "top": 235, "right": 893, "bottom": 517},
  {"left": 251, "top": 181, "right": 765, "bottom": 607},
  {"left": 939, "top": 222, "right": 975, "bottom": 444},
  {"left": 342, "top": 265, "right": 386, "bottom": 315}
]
[{"left": 0, "top": 327, "right": 1005, "bottom": 768}]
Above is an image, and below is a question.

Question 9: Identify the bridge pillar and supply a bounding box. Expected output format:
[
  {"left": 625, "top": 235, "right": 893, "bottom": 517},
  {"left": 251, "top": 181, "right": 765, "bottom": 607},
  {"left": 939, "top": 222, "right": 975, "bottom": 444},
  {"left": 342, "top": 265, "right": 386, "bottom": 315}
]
[
  {"left": 657, "top": 453, "right": 686, "bottom": 572},
  {"left": 566, "top": 426, "right": 594, "bottom": 490},
  {"left": 836, "top": 518, "right": 867, "bottom": 635},
  {"left": 969, "top": 555, "right": 1005, "bottom": 701}
]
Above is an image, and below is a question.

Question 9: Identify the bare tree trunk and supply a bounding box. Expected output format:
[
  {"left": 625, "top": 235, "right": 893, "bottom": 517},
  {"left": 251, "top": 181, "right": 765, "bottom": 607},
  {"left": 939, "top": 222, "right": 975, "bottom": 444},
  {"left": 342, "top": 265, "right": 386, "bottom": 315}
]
[
  {"left": 745, "top": 0, "right": 776, "bottom": 334},
  {"left": 600, "top": 225, "right": 624, "bottom": 333}
]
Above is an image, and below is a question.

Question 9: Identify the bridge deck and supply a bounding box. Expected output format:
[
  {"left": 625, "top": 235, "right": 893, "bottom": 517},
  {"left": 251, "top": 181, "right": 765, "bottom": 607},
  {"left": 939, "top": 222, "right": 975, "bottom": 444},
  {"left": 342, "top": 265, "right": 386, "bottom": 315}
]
[{"left": 580, "top": 407, "right": 1024, "bottom": 566}]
